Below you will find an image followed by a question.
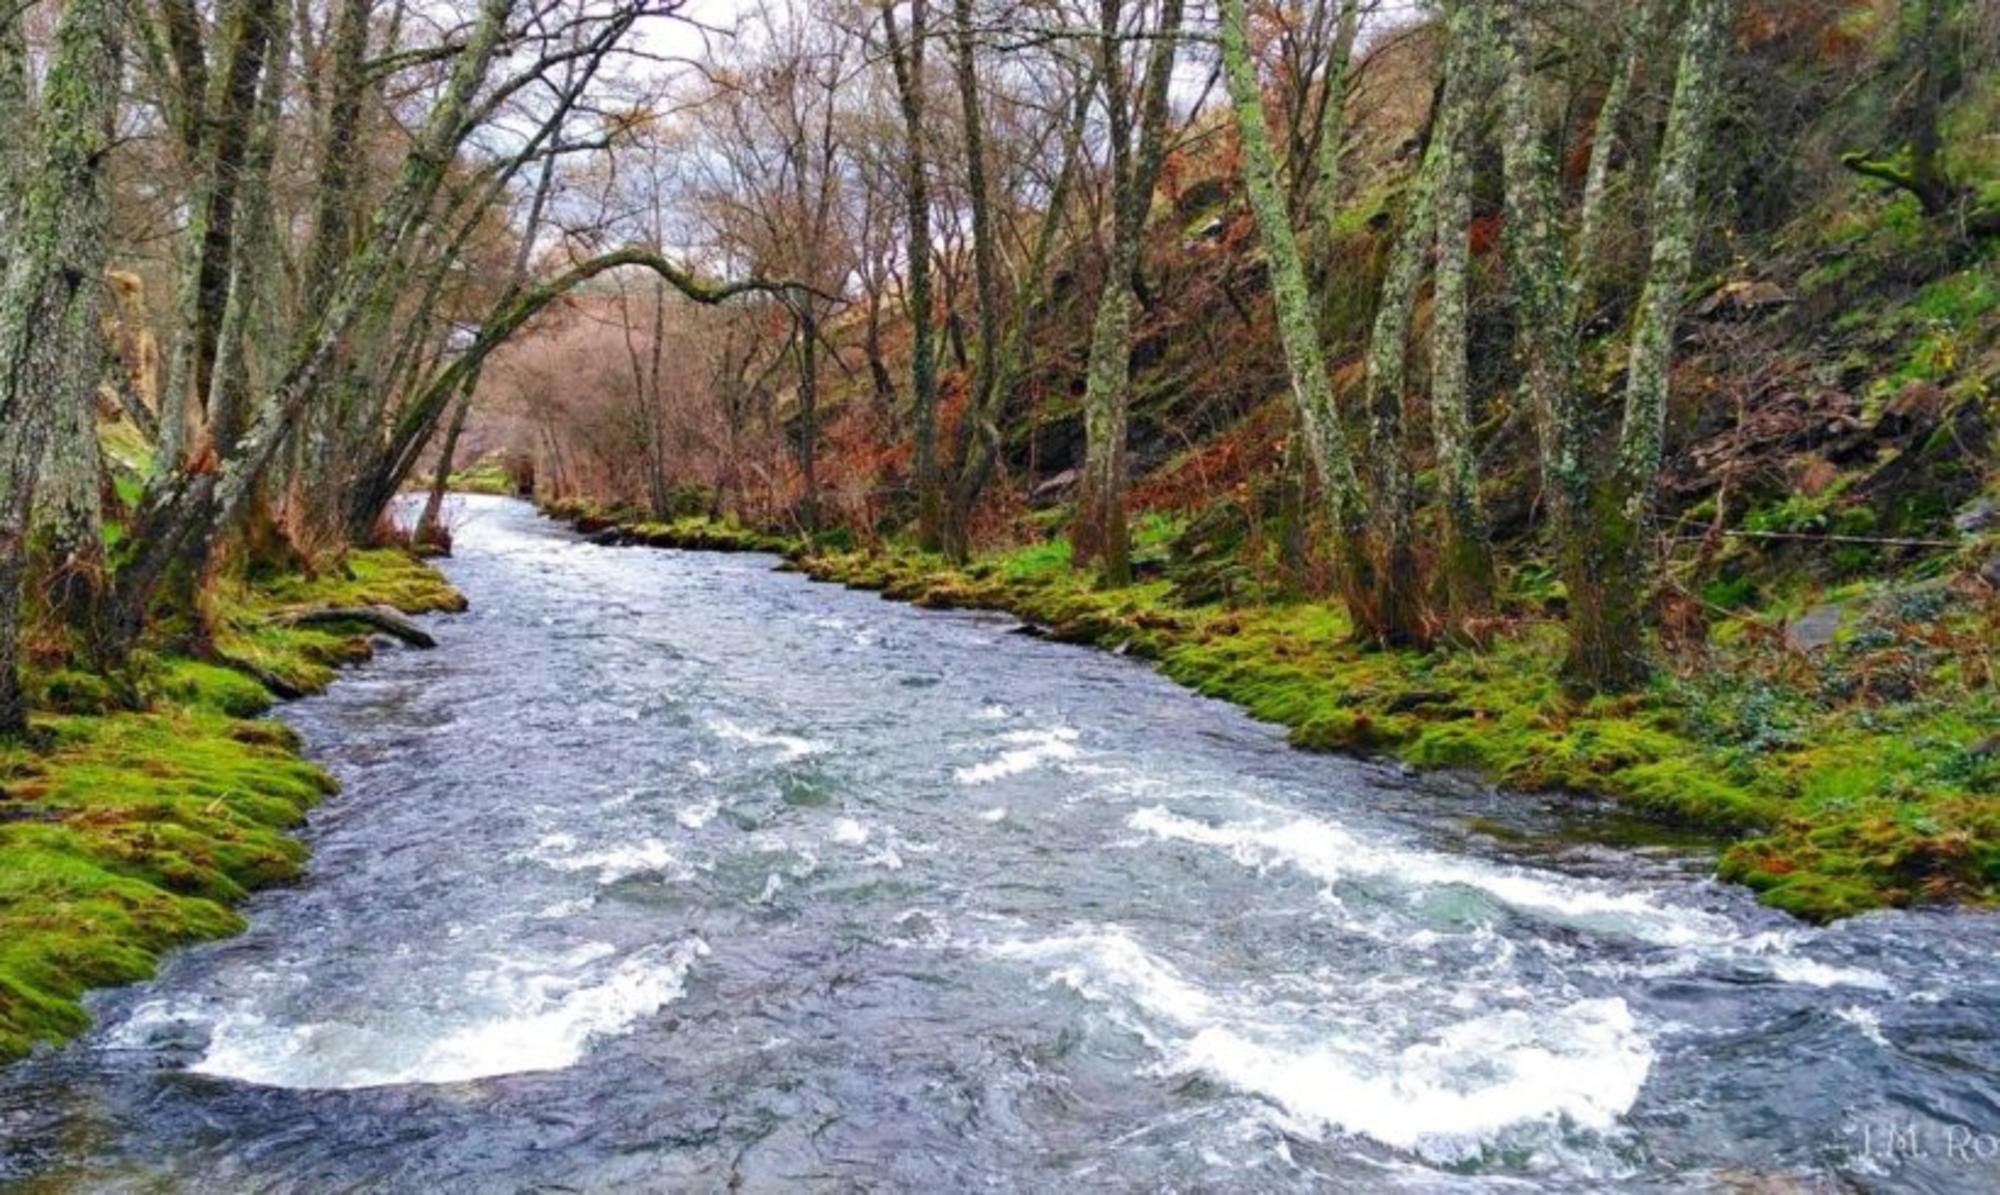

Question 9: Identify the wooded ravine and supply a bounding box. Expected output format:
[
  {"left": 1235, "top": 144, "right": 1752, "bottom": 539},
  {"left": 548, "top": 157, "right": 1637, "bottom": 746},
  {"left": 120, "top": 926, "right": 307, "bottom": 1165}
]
[{"left": 0, "top": 0, "right": 1998, "bottom": 1187}]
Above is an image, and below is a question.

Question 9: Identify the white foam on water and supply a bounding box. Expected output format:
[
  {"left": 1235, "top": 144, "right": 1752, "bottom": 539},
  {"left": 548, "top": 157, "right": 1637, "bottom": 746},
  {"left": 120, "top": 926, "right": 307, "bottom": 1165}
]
[
  {"left": 1178, "top": 999, "right": 1652, "bottom": 1164},
  {"left": 676, "top": 800, "right": 720, "bottom": 830},
  {"left": 709, "top": 717, "right": 826, "bottom": 761},
  {"left": 756, "top": 872, "right": 785, "bottom": 903},
  {"left": 190, "top": 939, "right": 709, "bottom": 1090},
  {"left": 992, "top": 927, "right": 1215, "bottom": 1032},
  {"left": 985, "top": 926, "right": 1653, "bottom": 1167},
  {"left": 831, "top": 817, "right": 870, "bottom": 845},
  {"left": 979, "top": 806, "right": 1009, "bottom": 823},
  {"left": 1126, "top": 806, "right": 1735, "bottom": 948},
  {"left": 532, "top": 896, "right": 595, "bottom": 920},
  {"left": 1836, "top": 1005, "right": 1890, "bottom": 1047},
  {"left": 1587, "top": 927, "right": 1895, "bottom": 992},
  {"left": 954, "top": 727, "right": 1081, "bottom": 785},
  {"left": 528, "top": 834, "right": 689, "bottom": 884}
]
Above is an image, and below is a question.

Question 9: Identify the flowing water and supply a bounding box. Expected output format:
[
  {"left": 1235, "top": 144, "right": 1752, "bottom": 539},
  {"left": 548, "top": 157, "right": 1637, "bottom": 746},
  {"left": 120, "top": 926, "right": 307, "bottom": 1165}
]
[{"left": 3, "top": 495, "right": 1997, "bottom": 1193}]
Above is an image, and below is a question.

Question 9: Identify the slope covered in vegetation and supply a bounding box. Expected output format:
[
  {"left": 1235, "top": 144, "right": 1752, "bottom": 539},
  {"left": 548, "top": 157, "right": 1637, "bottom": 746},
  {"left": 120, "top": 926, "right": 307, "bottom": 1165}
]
[{"left": 520, "top": 1, "right": 2000, "bottom": 922}]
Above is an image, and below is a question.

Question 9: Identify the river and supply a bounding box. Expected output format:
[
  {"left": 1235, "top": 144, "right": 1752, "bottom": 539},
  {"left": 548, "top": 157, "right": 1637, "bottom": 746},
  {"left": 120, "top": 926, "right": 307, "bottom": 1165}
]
[{"left": 2, "top": 495, "right": 1995, "bottom": 1192}]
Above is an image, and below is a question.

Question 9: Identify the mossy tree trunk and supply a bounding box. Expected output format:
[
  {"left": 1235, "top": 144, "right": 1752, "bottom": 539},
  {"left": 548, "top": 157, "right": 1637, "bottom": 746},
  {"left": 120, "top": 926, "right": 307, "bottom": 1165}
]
[
  {"left": 1428, "top": 0, "right": 1496, "bottom": 632},
  {"left": 1355, "top": 6, "right": 1496, "bottom": 648},
  {"left": 1499, "top": 0, "right": 1733, "bottom": 692},
  {"left": 0, "top": 5, "right": 28, "bottom": 240},
  {"left": 153, "top": 0, "right": 282, "bottom": 476},
  {"left": 1580, "top": 0, "right": 1733, "bottom": 691},
  {"left": 0, "top": 0, "right": 122, "bottom": 736},
  {"left": 1570, "top": 0, "right": 1658, "bottom": 327},
  {"left": 1216, "top": 0, "right": 1376, "bottom": 624},
  {"left": 1497, "top": 3, "right": 1587, "bottom": 536},
  {"left": 203, "top": 0, "right": 293, "bottom": 463},
  {"left": 1307, "top": 0, "right": 1363, "bottom": 273},
  {"left": 940, "top": 0, "right": 999, "bottom": 561},
  {"left": 1071, "top": 0, "right": 1185, "bottom": 588}
]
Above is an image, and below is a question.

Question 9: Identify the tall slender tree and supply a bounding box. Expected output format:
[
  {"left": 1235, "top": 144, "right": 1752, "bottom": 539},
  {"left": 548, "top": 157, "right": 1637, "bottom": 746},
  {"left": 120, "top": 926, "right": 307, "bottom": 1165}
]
[{"left": 1070, "top": 0, "right": 1186, "bottom": 587}]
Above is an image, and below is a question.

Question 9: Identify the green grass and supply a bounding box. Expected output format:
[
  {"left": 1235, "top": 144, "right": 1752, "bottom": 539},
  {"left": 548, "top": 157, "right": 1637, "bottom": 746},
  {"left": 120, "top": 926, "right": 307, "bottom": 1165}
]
[{"left": 0, "top": 549, "right": 463, "bottom": 1065}]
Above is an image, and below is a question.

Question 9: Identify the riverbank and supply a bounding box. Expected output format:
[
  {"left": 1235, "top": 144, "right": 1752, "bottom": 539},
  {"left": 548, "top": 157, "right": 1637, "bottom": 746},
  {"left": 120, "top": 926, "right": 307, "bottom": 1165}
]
[
  {"left": 540, "top": 500, "right": 1997, "bottom": 923},
  {"left": 0, "top": 551, "right": 463, "bottom": 1064}
]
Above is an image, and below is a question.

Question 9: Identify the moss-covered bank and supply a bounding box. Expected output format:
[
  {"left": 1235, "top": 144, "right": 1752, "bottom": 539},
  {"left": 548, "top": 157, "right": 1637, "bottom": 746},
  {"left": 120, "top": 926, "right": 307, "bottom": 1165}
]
[
  {"left": 544, "top": 502, "right": 1997, "bottom": 924},
  {"left": 0, "top": 550, "right": 463, "bottom": 1064}
]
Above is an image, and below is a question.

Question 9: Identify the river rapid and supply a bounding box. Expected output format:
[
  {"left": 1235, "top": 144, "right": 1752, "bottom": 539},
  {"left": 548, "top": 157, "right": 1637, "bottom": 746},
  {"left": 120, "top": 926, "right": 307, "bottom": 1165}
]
[{"left": 2, "top": 495, "right": 1996, "bottom": 1192}]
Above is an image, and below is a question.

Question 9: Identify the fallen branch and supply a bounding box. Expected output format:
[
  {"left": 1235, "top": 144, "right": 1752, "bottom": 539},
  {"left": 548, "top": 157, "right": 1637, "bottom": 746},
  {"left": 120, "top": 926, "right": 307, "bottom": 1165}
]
[
  {"left": 273, "top": 604, "right": 438, "bottom": 648},
  {"left": 1673, "top": 529, "right": 1960, "bottom": 548},
  {"left": 211, "top": 651, "right": 309, "bottom": 700}
]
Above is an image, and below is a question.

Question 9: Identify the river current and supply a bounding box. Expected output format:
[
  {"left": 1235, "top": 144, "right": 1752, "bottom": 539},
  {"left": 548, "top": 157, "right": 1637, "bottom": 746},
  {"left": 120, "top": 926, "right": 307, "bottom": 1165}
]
[{"left": 2, "top": 495, "right": 1996, "bottom": 1192}]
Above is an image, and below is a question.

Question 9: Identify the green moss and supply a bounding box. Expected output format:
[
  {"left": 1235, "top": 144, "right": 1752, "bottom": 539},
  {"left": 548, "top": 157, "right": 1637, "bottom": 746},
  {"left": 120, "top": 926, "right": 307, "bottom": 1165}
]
[
  {"left": 443, "top": 459, "right": 515, "bottom": 496},
  {"left": 1, "top": 550, "right": 460, "bottom": 1065},
  {"left": 153, "top": 659, "right": 275, "bottom": 718}
]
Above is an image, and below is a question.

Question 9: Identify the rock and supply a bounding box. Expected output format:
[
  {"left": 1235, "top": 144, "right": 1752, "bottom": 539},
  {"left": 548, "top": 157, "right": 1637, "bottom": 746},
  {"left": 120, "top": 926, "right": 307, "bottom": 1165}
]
[
  {"left": 1981, "top": 553, "right": 2000, "bottom": 589},
  {"left": 1785, "top": 602, "right": 1847, "bottom": 652},
  {"left": 1696, "top": 279, "right": 1795, "bottom": 318},
  {"left": 1954, "top": 496, "right": 2000, "bottom": 535},
  {"left": 1029, "top": 469, "right": 1079, "bottom": 507}
]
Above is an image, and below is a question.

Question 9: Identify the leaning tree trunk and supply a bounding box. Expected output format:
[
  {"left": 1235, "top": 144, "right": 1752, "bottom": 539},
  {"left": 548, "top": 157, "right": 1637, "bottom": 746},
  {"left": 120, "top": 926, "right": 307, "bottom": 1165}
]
[
  {"left": 107, "top": 0, "right": 520, "bottom": 654},
  {"left": 0, "top": 0, "right": 121, "bottom": 735},
  {"left": 1216, "top": 0, "right": 1376, "bottom": 627},
  {"left": 413, "top": 133, "right": 565, "bottom": 547},
  {"left": 1568, "top": 0, "right": 1734, "bottom": 692}
]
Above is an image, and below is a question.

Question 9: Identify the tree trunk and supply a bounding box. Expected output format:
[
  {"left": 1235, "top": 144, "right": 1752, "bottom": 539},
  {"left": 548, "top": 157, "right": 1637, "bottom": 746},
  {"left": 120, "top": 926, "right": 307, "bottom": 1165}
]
[
  {"left": 796, "top": 302, "right": 820, "bottom": 532},
  {"left": 883, "top": 0, "right": 942, "bottom": 549},
  {"left": 1571, "top": 0, "right": 1734, "bottom": 691},
  {"left": 0, "top": 0, "right": 122, "bottom": 735},
  {"left": 108, "top": 0, "right": 520, "bottom": 652},
  {"left": 1497, "top": 5, "right": 1587, "bottom": 528},
  {"left": 947, "top": 60, "right": 1097, "bottom": 562},
  {"left": 1428, "top": 0, "right": 1495, "bottom": 631},
  {"left": 1216, "top": 0, "right": 1377, "bottom": 626},
  {"left": 1571, "top": 0, "right": 1658, "bottom": 325},
  {"left": 415, "top": 389, "right": 473, "bottom": 546},
  {"left": 1071, "top": 0, "right": 1185, "bottom": 586},
  {"left": 940, "top": 0, "right": 1000, "bottom": 561}
]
